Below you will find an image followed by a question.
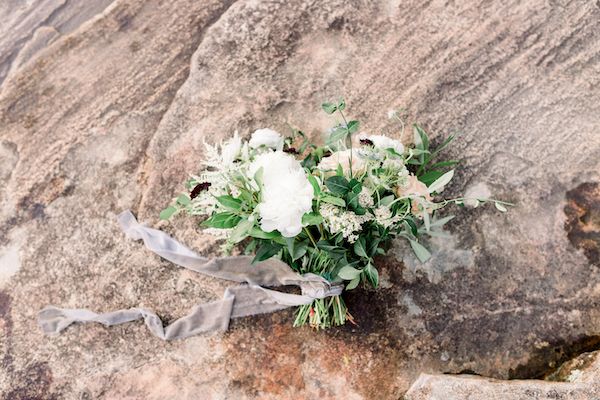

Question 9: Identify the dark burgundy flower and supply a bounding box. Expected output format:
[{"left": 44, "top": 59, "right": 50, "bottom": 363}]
[
  {"left": 190, "top": 182, "right": 211, "bottom": 199},
  {"left": 283, "top": 147, "right": 299, "bottom": 154},
  {"left": 359, "top": 138, "right": 374, "bottom": 146}
]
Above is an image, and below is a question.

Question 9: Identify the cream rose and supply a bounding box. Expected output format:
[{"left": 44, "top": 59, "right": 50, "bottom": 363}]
[
  {"left": 317, "top": 149, "right": 366, "bottom": 177},
  {"left": 395, "top": 174, "right": 432, "bottom": 214}
]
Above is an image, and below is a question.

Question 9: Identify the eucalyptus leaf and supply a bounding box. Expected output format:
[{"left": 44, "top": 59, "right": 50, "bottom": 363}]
[
  {"left": 345, "top": 277, "right": 360, "bottom": 290},
  {"left": 159, "top": 206, "right": 177, "bottom": 220},
  {"left": 216, "top": 195, "right": 242, "bottom": 211},
  {"left": 321, "top": 195, "right": 346, "bottom": 207},
  {"left": 409, "top": 240, "right": 432, "bottom": 262},
  {"left": 495, "top": 202, "right": 508, "bottom": 212},
  {"left": 176, "top": 194, "right": 191, "bottom": 206},
  {"left": 229, "top": 218, "right": 253, "bottom": 244},
  {"left": 353, "top": 236, "right": 368, "bottom": 259},
  {"left": 346, "top": 120, "right": 360, "bottom": 133},
  {"left": 338, "top": 265, "right": 362, "bottom": 280},
  {"left": 322, "top": 102, "right": 337, "bottom": 114}
]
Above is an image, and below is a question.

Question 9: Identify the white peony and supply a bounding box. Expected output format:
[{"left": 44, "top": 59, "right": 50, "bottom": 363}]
[
  {"left": 249, "top": 128, "right": 284, "bottom": 151},
  {"left": 248, "top": 151, "right": 313, "bottom": 237},
  {"left": 360, "top": 134, "right": 404, "bottom": 155}
]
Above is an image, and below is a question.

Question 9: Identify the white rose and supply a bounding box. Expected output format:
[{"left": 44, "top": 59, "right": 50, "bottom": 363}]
[
  {"left": 360, "top": 134, "right": 404, "bottom": 155},
  {"left": 249, "top": 128, "right": 284, "bottom": 151},
  {"left": 317, "top": 149, "right": 366, "bottom": 177},
  {"left": 249, "top": 151, "right": 313, "bottom": 237}
]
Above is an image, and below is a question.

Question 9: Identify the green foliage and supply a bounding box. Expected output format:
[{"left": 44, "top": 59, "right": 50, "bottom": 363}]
[
  {"left": 202, "top": 212, "right": 241, "bottom": 229},
  {"left": 162, "top": 98, "right": 513, "bottom": 330}
]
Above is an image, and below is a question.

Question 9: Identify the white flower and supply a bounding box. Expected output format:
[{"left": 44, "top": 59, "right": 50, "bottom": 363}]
[
  {"left": 374, "top": 205, "right": 400, "bottom": 228},
  {"left": 317, "top": 149, "right": 366, "bottom": 177},
  {"left": 319, "top": 203, "right": 371, "bottom": 243},
  {"left": 220, "top": 132, "right": 242, "bottom": 166},
  {"left": 249, "top": 151, "right": 313, "bottom": 237},
  {"left": 358, "top": 187, "right": 374, "bottom": 208},
  {"left": 249, "top": 128, "right": 284, "bottom": 151},
  {"left": 360, "top": 134, "right": 404, "bottom": 155}
]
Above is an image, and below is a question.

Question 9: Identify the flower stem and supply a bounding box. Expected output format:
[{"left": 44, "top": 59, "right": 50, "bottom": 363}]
[
  {"left": 304, "top": 227, "right": 319, "bottom": 248},
  {"left": 338, "top": 109, "right": 353, "bottom": 179}
]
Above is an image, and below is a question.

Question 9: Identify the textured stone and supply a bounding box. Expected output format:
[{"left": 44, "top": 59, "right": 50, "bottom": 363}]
[
  {"left": 405, "top": 372, "right": 600, "bottom": 400},
  {"left": 1, "top": 0, "right": 600, "bottom": 398}
]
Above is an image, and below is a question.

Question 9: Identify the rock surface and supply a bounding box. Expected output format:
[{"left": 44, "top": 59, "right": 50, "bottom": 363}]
[
  {"left": 405, "top": 370, "right": 600, "bottom": 400},
  {"left": 1, "top": 0, "right": 600, "bottom": 398}
]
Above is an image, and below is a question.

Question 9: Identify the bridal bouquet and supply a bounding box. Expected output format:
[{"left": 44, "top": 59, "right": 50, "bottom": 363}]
[{"left": 160, "top": 100, "right": 510, "bottom": 329}]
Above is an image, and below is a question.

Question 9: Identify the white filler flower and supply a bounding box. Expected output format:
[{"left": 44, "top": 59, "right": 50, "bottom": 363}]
[
  {"left": 361, "top": 134, "right": 404, "bottom": 155},
  {"left": 249, "top": 151, "right": 313, "bottom": 237},
  {"left": 249, "top": 128, "right": 284, "bottom": 151}
]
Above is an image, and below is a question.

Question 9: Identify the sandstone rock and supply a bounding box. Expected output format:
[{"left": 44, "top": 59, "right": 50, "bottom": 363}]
[
  {"left": 405, "top": 372, "right": 600, "bottom": 400},
  {"left": 1, "top": 0, "right": 600, "bottom": 398}
]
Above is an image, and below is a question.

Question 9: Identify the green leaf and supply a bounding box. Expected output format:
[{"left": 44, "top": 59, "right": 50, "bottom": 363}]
[
  {"left": 495, "top": 202, "right": 508, "bottom": 212},
  {"left": 325, "top": 176, "right": 349, "bottom": 195},
  {"left": 252, "top": 242, "right": 283, "bottom": 264},
  {"left": 176, "top": 194, "right": 191, "bottom": 206},
  {"left": 338, "top": 265, "right": 362, "bottom": 280},
  {"left": 367, "top": 237, "right": 381, "bottom": 257},
  {"left": 202, "top": 212, "right": 241, "bottom": 229},
  {"left": 432, "top": 134, "right": 455, "bottom": 155},
  {"left": 229, "top": 218, "right": 254, "bottom": 244},
  {"left": 326, "top": 126, "right": 348, "bottom": 149},
  {"left": 348, "top": 178, "right": 362, "bottom": 193},
  {"left": 379, "top": 195, "right": 395, "bottom": 206},
  {"left": 337, "top": 99, "right": 346, "bottom": 111},
  {"left": 428, "top": 170, "right": 454, "bottom": 193},
  {"left": 409, "top": 240, "right": 432, "bottom": 262},
  {"left": 302, "top": 212, "right": 324, "bottom": 226},
  {"left": 364, "top": 263, "right": 379, "bottom": 288},
  {"left": 353, "top": 236, "right": 368, "bottom": 259},
  {"left": 159, "top": 206, "right": 177, "bottom": 220},
  {"left": 336, "top": 163, "right": 344, "bottom": 176},
  {"left": 253, "top": 167, "right": 264, "bottom": 189},
  {"left": 345, "top": 277, "right": 360, "bottom": 290},
  {"left": 322, "top": 102, "right": 337, "bottom": 114},
  {"left": 409, "top": 148, "right": 431, "bottom": 156},
  {"left": 413, "top": 124, "right": 430, "bottom": 150},
  {"left": 291, "top": 241, "right": 308, "bottom": 261},
  {"left": 248, "top": 227, "right": 282, "bottom": 240},
  {"left": 216, "top": 195, "right": 242, "bottom": 211},
  {"left": 346, "top": 190, "right": 360, "bottom": 209},
  {"left": 320, "top": 195, "right": 346, "bottom": 207},
  {"left": 418, "top": 170, "right": 444, "bottom": 186},
  {"left": 405, "top": 218, "right": 418, "bottom": 237},
  {"left": 307, "top": 174, "right": 321, "bottom": 196},
  {"left": 346, "top": 120, "right": 360, "bottom": 134},
  {"left": 429, "top": 215, "right": 455, "bottom": 228}
]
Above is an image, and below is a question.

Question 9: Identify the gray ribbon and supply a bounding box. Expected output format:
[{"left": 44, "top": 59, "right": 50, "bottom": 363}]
[{"left": 38, "top": 210, "right": 343, "bottom": 340}]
